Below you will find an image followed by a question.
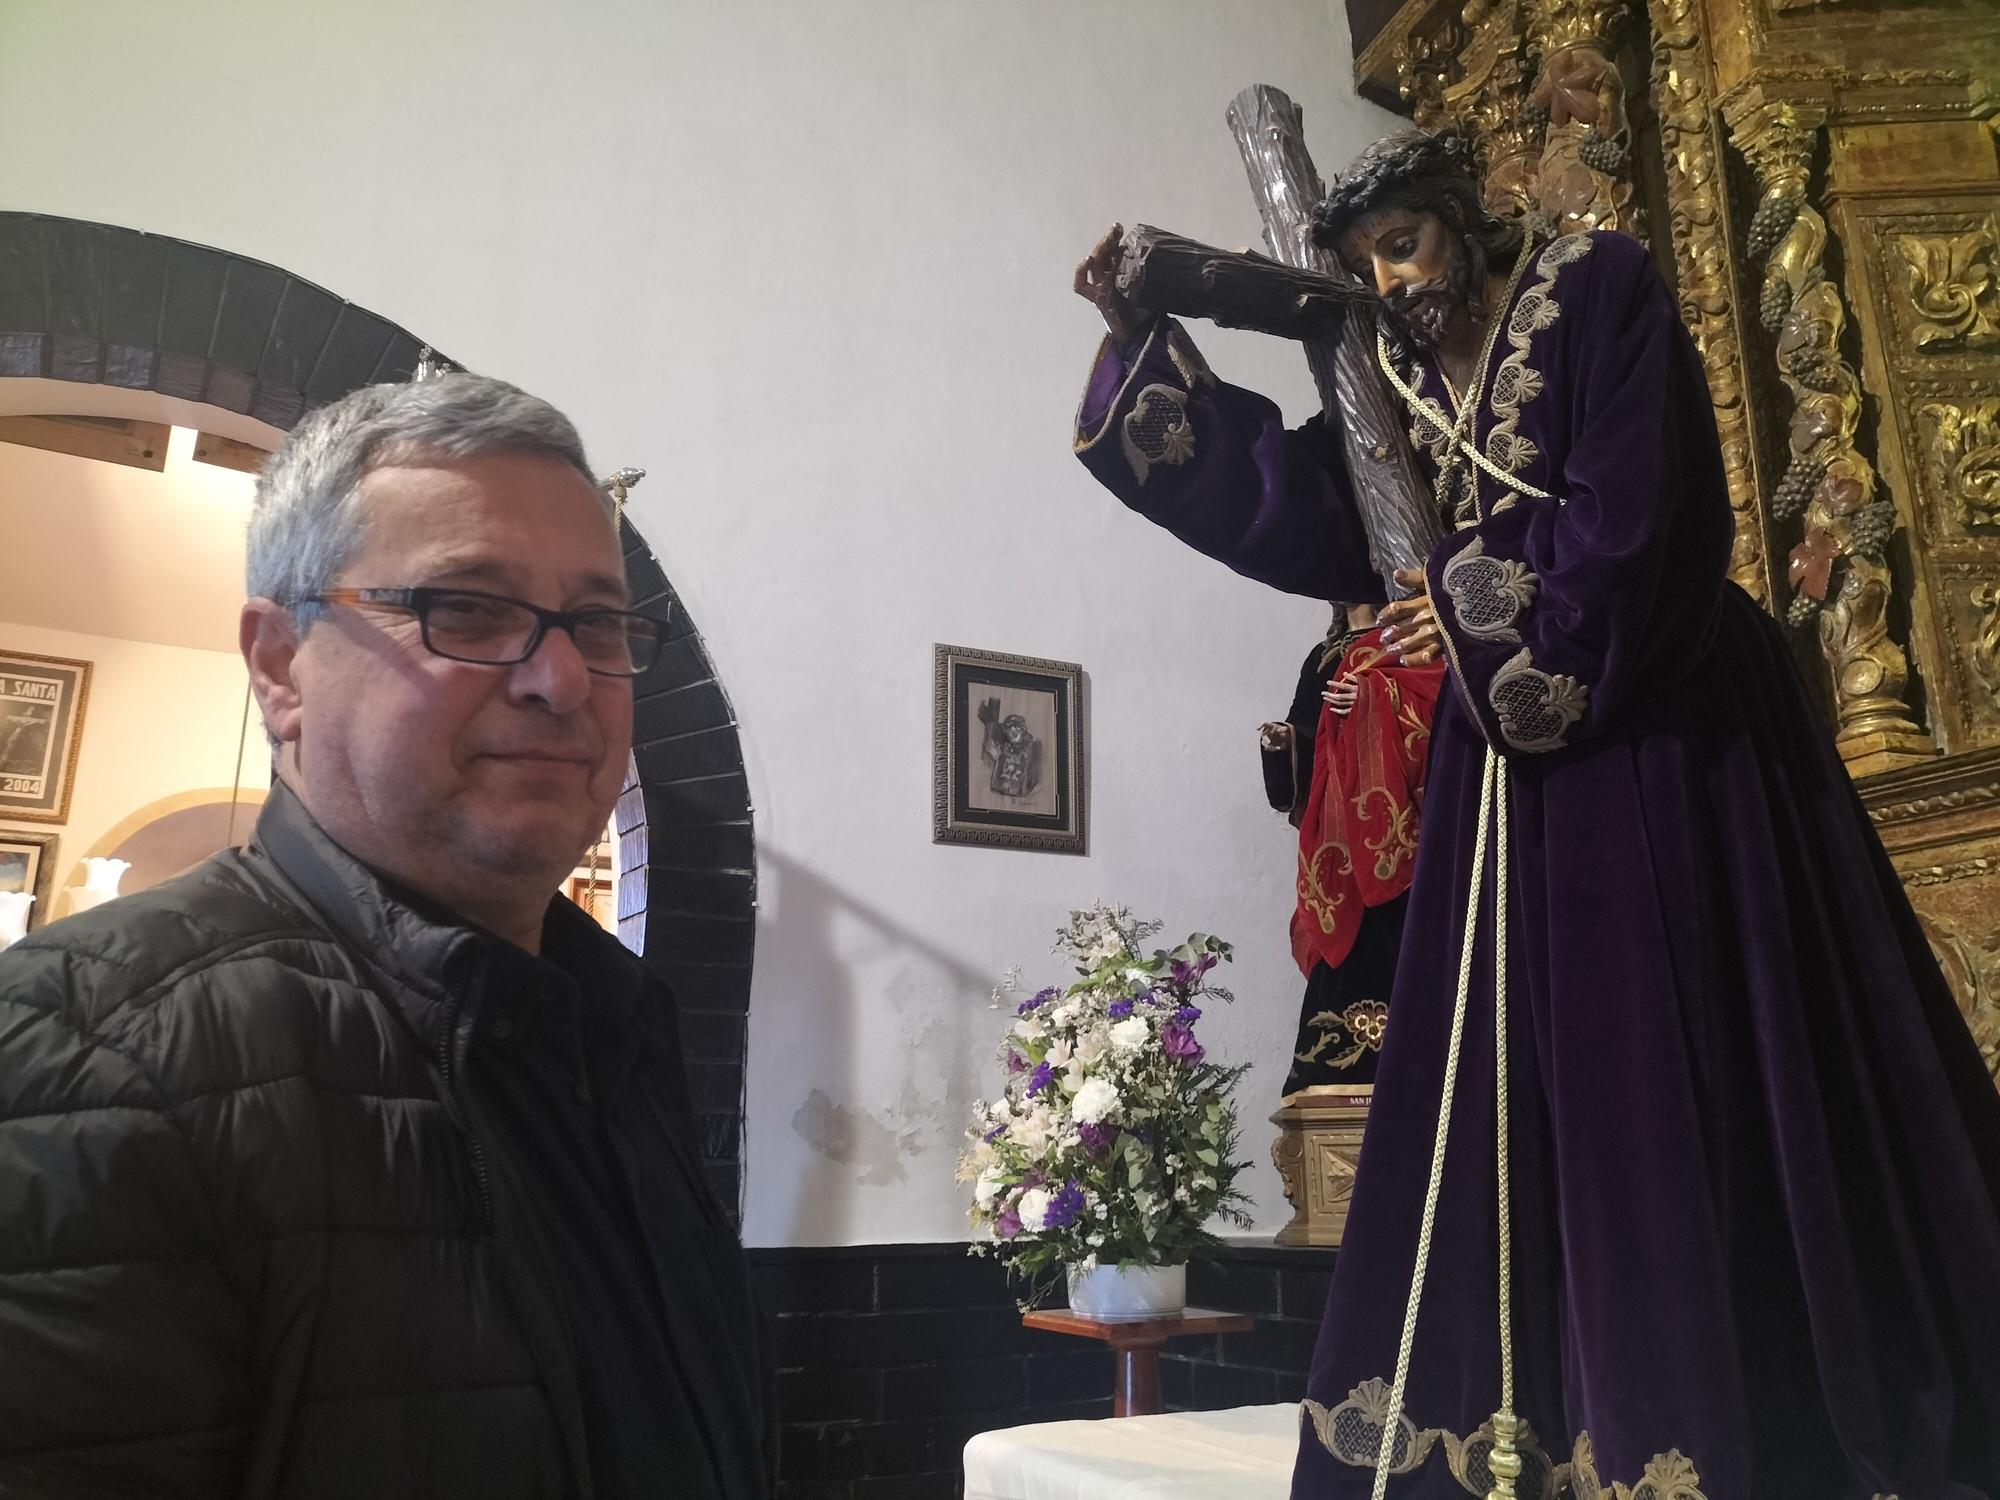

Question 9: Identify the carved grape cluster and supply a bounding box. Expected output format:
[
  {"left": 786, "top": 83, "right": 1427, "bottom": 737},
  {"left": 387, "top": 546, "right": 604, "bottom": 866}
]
[
  {"left": 1786, "top": 592, "right": 1822, "bottom": 630},
  {"left": 1759, "top": 275, "right": 1793, "bottom": 334},
  {"left": 1577, "top": 129, "right": 1626, "bottom": 173},
  {"left": 1771, "top": 455, "right": 1826, "bottom": 520},
  {"left": 1746, "top": 191, "right": 1803, "bottom": 259},
  {"left": 1789, "top": 351, "right": 1845, "bottom": 394},
  {"left": 1847, "top": 500, "right": 1897, "bottom": 561}
]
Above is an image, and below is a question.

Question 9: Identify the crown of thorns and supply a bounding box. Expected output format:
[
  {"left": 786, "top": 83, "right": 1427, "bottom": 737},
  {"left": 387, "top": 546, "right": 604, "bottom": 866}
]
[{"left": 1310, "top": 127, "right": 1482, "bottom": 243}]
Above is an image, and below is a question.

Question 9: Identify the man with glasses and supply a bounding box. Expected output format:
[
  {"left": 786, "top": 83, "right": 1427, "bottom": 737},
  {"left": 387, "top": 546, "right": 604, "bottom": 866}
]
[{"left": 0, "top": 373, "right": 768, "bottom": 1498}]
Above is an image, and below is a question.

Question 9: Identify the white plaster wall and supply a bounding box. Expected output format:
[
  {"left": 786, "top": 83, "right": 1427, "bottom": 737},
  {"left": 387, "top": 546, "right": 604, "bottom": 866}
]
[
  {"left": 0, "top": 0, "right": 1399, "bottom": 1244},
  {"left": 0, "top": 620, "right": 269, "bottom": 901}
]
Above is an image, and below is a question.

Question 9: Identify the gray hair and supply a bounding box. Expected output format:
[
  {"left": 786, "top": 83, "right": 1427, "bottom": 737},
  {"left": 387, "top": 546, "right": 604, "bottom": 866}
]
[{"left": 248, "top": 371, "right": 602, "bottom": 629}]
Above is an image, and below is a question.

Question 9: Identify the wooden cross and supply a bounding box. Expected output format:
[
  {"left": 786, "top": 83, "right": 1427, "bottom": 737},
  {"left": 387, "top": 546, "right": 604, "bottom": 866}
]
[{"left": 1113, "top": 86, "right": 1444, "bottom": 590}]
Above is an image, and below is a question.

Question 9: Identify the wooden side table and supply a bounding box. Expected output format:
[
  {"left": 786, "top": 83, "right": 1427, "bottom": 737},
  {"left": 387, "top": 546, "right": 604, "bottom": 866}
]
[{"left": 1021, "top": 1307, "right": 1255, "bottom": 1417}]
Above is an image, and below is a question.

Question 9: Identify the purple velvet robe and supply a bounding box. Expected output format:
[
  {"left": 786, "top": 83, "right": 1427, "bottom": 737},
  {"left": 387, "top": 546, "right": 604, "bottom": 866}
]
[{"left": 1075, "top": 231, "right": 2000, "bottom": 1499}]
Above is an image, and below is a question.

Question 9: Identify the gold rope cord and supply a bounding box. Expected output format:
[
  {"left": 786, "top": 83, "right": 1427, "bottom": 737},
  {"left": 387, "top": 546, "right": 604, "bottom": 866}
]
[
  {"left": 1372, "top": 233, "right": 1549, "bottom": 514},
  {"left": 1369, "top": 745, "right": 1500, "bottom": 1499},
  {"left": 1489, "top": 755, "right": 1521, "bottom": 1497},
  {"left": 1366, "top": 243, "right": 1537, "bottom": 1500}
]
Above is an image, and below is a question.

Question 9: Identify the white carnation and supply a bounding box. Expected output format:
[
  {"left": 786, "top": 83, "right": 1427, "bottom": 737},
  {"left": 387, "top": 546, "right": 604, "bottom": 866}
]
[
  {"left": 1010, "top": 1103, "right": 1055, "bottom": 1155},
  {"left": 1017, "top": 1187, "right": 1053, "bottom": 1232},
  {"left": 1071, "top": 1076, "right": 1121, "bottom": 1125},
  {"left": 1110, "top": 1017, "right": 1151, "bottom": 1052},
  {"left": 1086, "top": 932, "right": 1126, "bottom": 964}
]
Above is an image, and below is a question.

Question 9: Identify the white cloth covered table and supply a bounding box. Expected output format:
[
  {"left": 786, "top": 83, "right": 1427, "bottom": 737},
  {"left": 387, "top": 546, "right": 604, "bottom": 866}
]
[{"left": 962, "top": 1403, "right": 1299, "bottom": 1500}]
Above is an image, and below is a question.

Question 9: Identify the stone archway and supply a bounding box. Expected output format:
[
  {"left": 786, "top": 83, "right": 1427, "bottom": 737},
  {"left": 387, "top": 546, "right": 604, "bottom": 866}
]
[{"left": 0, "top": 211, "right": 753, "bottom": 1216}]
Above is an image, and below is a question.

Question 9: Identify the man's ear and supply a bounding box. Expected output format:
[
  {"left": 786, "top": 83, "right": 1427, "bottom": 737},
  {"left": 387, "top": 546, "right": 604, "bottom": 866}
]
[{"left": 241, "top": 598, "right": 305, "bottom": 746}]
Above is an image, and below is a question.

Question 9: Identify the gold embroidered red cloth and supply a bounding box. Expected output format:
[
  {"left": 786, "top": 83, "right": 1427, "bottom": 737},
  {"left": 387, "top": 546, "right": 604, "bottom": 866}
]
[{"left": 1290, "top": 628, "right": 1445, "bottom": 978}]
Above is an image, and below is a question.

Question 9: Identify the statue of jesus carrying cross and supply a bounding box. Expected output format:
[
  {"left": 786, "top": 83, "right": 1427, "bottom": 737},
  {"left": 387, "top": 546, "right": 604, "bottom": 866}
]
[{"left": 1072, "top": 108, "right": 2000, "bottom": 1500}]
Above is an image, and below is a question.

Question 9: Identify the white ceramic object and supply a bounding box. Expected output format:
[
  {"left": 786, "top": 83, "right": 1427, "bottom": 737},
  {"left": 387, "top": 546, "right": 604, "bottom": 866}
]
[
  {"left": 1065, "top": 1261, "right": 1187, "bottom": 1321},
  {"left": 81, "top": 857, "right": 131, "bottom": 895},
  {"left": 0, "top": 891, "right": 32, "bottom": 949},
  {"left": 66, "top": 858, "right": 131, "bottom": 916}
]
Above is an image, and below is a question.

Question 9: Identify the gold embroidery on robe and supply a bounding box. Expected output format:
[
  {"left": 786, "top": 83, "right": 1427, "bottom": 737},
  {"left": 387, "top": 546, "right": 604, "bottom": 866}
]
[
  {"left": 1302, "top": 1383, "right": 1711, "bottom": 1500},
  {"left": 1441, "top": 535, "right": 1540, "bottom": 645},
  {"left": 1484, "top": 234, "right": 1594, "bottom": 497},
  {"left": 1120, "top": 383, "right": 1196, "bottom": 484},
  {"left": 1296, "top": 999, "right": 1389, "bottom": 1072},
  {"left": 1296, "top": 837, "right": 1354, "bottom": 937},
  {"left": 1490, "top": 647, "right": 1589, "bottom": 753}
]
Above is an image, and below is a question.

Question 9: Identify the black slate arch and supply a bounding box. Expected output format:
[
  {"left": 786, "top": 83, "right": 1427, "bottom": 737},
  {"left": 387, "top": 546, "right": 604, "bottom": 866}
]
[{"left": 0, "top": 211, "right": 754, "bottom": 1217}]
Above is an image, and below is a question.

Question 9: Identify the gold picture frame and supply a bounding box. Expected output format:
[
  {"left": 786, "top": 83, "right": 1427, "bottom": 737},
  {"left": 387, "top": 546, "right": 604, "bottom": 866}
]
[
  {"left": 0, "top": 827, "right": 60, "bottom": 933},
  {"left": 0, "top": 650, "right": 92, "bottom": 825}
]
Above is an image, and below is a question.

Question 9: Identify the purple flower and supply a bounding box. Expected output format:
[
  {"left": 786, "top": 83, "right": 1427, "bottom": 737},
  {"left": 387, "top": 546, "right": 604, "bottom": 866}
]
[
  {"left": 1169, "top": 954, "right": 1218, "bottom": 989},
  {"left": 995, "top": 1204, "right": 1022, "bottom": 1239},
  {"left": 1160, "top": 1022, "right": 1205, "bottom": 1066},
  {"left": 1078, "top": 1122, "right": 1119, "bottom": 1156},
  {"left": 1016, "top": 986, "right": 1060, "bottom": 1016},
  {"left": 1107, "top": 999, "right": 1135, "bottom": 1020},
  {"left": 982, "top": 1123, "right": 1006, "bottom": 1143},
  {"left": 1027, "top": 1061, "right": 1055, "bottom": 1097},
  {"left": 1044, "top": 1180, "right": 1088, "bottom": 1231},
  {"left": 1006, "top": 1048, "right": 1028, "bottom": 1074},
  {"left": 1172, "top": 1005, "right": 1202, "bottom": 1025}
]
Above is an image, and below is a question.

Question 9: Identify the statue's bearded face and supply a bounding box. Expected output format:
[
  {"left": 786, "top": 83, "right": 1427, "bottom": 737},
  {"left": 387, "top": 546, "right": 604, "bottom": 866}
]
[{"left": 1336, "top": 207, "right": 1470, "bottom": 351}]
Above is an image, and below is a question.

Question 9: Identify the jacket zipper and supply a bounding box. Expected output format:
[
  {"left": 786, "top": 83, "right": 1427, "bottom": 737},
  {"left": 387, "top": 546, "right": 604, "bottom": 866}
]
[{"left": 435, "top": 997, "right": 495, "bottom": 1230}]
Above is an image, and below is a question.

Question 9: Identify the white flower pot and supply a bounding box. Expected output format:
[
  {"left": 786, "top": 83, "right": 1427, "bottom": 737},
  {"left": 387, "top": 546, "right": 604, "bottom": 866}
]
[{"left": 1066, "top": 1261, "right": 1186, "bottom": 1321}]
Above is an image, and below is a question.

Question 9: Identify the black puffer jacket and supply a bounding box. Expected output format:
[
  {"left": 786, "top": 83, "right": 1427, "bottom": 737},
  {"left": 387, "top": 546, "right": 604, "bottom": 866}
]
[{"left": 0, "top": 785, "right": 766, "bottom": 1498}]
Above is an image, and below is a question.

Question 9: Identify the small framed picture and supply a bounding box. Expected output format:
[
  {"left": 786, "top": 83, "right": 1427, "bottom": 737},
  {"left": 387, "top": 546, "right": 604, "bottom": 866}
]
[
  {"left": 933, "top": 644, "right": 1086, "bottom": 855},
  {"left": 0, "top": 649, "right": 92, "bottom": 825},
  {"left": 0, "top": 828, "right": 59, "bottom": 933}
]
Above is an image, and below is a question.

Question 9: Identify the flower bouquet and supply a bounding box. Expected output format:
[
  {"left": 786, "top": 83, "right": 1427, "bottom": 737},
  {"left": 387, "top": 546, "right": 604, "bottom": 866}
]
[{"left": 958, "top": 904, "right": 1252, "bottom": 1311}]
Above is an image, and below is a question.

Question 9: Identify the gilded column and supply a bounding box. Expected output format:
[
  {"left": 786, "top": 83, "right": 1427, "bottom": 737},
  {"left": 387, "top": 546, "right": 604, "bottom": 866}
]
[
  {"left": 1729, "top": 90, "right": 1934, "bottom": 774},
  {"left": 1525, "top": 0, "right": 1644, "bottom": 237},
  {"left": 1647, "top": 0, "right": 1770, "bottom": 603},
  {"left": 1441, "top": 0, "right": 1546, "bottom": 222},
  {"left": 1395, "top": 16, "right": 1463, "bottom": 131}
]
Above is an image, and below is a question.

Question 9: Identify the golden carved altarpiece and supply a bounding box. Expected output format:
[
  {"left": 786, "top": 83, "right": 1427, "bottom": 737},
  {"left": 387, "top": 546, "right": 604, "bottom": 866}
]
[
  {"left": 1377, "top": 0, "right": 2000, "bottom": 1041},
  {"left": 1263, "top": 0, "right": 2000, "bottom": 1249}
]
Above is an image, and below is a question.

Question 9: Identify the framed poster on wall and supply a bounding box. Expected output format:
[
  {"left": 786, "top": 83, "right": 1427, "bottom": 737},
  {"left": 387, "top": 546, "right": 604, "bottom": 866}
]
[
  {"left": 932, "top": 644, "right": 1086, "bottom": 855},
  {"left": 0, "top": 650, "right": 92, "bottom": 824},
  {"left": 0, "top": 828, "right": 59, "bottom": 933}
]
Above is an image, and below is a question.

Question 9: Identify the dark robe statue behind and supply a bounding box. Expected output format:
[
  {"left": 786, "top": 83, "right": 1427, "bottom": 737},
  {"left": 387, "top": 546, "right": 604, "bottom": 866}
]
[{"left": 1076, "top": 230, "right": 2000, "bottom": 1499}]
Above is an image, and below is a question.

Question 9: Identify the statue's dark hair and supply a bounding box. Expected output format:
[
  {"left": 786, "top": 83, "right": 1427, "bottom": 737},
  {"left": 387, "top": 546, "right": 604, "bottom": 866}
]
[{"left": 1309, "top": 127, "right": 1526, "bottom": 305}]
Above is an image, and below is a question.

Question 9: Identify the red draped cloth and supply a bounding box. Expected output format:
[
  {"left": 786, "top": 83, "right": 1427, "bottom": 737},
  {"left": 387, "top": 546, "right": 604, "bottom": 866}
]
[{"left": 1290, "top": 629, "right": 1445, "bottom": 978}]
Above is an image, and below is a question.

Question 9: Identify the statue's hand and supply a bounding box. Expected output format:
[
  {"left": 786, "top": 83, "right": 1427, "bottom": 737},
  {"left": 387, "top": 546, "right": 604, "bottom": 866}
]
[
  {"left": 1322, "top": 678, "right": 1362, "bottom": 717},
  {"left": 1074, "top": 223, "right": 1150, "bottom": 347},
  {"left": 1380, "top": 568, "right": 1443, "bottom": 667},
  {"left": 1259, "top": 721, "right": 1294, "bottom": 752}
]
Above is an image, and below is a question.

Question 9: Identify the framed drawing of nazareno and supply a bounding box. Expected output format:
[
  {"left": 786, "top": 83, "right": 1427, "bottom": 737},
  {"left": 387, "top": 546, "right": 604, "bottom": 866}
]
[
  {"left": 0, "top": 650, "right": 92, "bottom": 824},
  {"left": 933, "top": 644, "right": 1086, "bottom": 855}
]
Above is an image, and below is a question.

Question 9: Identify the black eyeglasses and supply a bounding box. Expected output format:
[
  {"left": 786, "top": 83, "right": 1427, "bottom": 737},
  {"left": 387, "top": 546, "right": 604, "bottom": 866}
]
[{"left": 298, "top": 587, "right": 666, "bottom": 677}]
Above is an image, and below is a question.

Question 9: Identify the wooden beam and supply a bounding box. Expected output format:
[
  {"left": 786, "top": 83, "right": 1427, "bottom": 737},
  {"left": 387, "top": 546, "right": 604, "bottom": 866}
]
[
  {"left": 0, "top": 414, "right": 168, "bottom": 471},
  {"left": 191, "top": 431, "right": 270, "bottom": 476}
]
